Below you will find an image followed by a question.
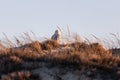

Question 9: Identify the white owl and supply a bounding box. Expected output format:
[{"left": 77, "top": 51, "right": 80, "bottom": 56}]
[{"left": 51, "top": 30, "right": 61, "bottom": 42}]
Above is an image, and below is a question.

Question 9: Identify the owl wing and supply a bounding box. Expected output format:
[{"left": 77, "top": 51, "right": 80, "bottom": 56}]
[{"left": 51, "top": 34, "right": 57, "bottom": 40}]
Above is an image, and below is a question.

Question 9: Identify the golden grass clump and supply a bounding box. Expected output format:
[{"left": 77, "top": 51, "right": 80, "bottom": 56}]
[
  {"left": 88, "top": 43, "right": 112, "bottom": 56},
  {"left": 41, "top": 40, "right": 59, "bottom": 50},
  {"left": 19, "top": 41, "right": 42, "bottom": 53},
  {"left": 26, "top": 41, "right": 42, "bottom": 53},
  {"left": 9, "top": 41, "right": 42, "bottom": 60},
  {"left": 71, "top": 42, "right": 111, "bottom": 57}
]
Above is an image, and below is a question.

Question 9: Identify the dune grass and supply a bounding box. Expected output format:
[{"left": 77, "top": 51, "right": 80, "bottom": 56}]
[
  {"left": 0, "top": 33, "right": 120, "bottom": 68},
  {"left": 0, "top": 32, "right": 120, "bottom": 79}
]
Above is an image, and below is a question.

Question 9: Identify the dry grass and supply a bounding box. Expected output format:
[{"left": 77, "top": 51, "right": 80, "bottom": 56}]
[
  {"left": 41, "top": 40, "right": 59, "bottom": 50},
  {"left": 43, "top": 42, "right": 119, "bottom": 69},
  {"left": 1, "top": 32, "right": 120, "bottom": 79}
]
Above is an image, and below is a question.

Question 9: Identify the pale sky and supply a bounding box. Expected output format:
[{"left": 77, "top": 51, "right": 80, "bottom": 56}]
[{"left": 0, "top": 0, "right": 120, "bottom": 39}]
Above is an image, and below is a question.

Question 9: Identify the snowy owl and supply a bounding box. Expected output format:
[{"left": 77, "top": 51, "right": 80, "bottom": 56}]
[{"left": 51, "top": 30, "right": 61, "bottom": 42}]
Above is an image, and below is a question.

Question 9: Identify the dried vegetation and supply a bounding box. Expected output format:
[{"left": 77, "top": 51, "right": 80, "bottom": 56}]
[{"left": 0, "top": 32, "right": 120, "bottom": 80}]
